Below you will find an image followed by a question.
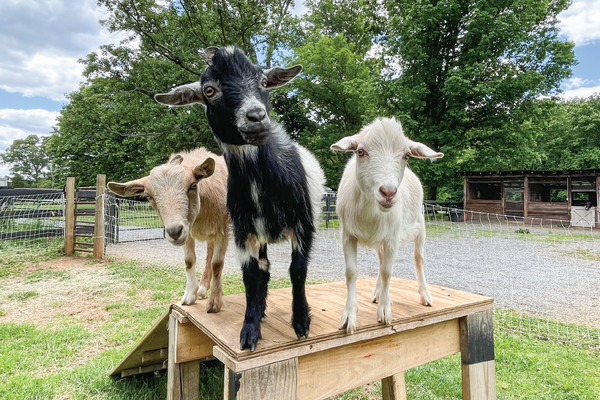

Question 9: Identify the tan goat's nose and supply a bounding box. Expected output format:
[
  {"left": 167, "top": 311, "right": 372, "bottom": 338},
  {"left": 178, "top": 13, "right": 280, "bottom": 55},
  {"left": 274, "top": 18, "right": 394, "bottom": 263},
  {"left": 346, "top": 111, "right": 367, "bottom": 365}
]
[
  {"left": 167, "top": 225, "right": 183, "bottom": 241},
  {"left": 379, "top": 185, "right": 397, "bottom": 201}
]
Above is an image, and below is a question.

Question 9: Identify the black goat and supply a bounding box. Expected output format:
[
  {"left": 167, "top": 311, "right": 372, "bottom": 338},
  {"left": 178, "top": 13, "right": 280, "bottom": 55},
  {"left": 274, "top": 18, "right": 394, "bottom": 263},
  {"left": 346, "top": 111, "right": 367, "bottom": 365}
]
[{"left": 155, "top": 46, "right": 325, "bottom": 351}]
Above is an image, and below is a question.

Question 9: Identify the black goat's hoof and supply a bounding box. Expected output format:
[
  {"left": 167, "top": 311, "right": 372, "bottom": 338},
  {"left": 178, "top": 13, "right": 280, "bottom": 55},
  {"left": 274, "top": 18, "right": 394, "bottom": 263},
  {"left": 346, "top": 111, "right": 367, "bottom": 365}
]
[
  {"left": 240, "top": 323, "right": 262, "bottom": 351},
  {"left": 292, "top": 314, "right": 311, "bottom": 339}
]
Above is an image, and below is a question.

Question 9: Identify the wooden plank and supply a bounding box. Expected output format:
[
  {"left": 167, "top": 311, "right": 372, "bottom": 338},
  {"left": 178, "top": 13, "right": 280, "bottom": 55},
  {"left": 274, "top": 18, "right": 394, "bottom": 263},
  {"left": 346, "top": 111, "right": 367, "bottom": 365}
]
[
  {"left": 296, "top": 319, "right": 460, "bottom": 400},
  {"left": 176, "top": 278, "right": 493, "bottom": 368},
  {"left": 225, "top": 358, "right": 299, "bottom": 400},
  {"left": 462, "top": 360, "right": 497, "bottom": 400},
  {"left": 93, "top": 174, "right": 105, "bottom": 259},
  {"left": 120, "top": 362, "right": 167, "bottom": 378},
  {"left": 110, "top": 308, "right": 170, "bottom": 376},
  {"left": 382, "top": 372, "right": 407, "bottom": 400},
  {"left": 174, "top": 318, "right": 215, "bottom": 364},
  {"left": 460, "top": 310, "right": 495, "bottom": 365},
  {"left": 142, "top": 348, "right": 168, "bottom": 364},
  {"left": 65, "top": 177, "right": 75, "bottom": 256}
]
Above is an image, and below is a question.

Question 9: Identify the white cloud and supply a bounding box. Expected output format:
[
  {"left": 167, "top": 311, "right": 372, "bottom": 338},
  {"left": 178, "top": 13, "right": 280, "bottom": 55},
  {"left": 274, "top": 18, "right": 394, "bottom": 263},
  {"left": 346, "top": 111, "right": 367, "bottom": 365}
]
[
  {"left": 559, "top": 85, "right": 600, "bottom": 100},
  {"left": 0, "top": 0, "right": 126, "bottom": 101},
  {"left": 558, "top": 0, "right": 600, "bottom": 46},
  {"left": 0, "top": 109, "right": 59, "bottom": 150},
  {"left": 562, "top": 77, "right": 590, "bottom": 90}
]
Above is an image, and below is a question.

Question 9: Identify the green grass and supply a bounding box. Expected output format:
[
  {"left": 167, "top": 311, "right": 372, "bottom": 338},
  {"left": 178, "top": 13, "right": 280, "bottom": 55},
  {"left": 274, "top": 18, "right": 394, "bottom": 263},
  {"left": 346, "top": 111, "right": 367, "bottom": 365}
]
[
  {"left": 569, "top": 249, "right": 600, "bottom": 261},
  {"left": 0, "top": 258, "right": 599, "bottom": 399},
  {"left": 7, "top": 291, "right": 39, "bottom": 301}
]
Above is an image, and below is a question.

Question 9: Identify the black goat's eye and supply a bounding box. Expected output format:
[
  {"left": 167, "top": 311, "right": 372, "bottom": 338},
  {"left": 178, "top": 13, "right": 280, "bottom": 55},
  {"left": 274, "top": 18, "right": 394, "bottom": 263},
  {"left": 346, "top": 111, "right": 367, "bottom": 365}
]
[
  {"left": 204, "top": 86, "right": 216, "bottom": 97},
  {"left": 260, "top": 79, "right": 268, "bottom": 88}
]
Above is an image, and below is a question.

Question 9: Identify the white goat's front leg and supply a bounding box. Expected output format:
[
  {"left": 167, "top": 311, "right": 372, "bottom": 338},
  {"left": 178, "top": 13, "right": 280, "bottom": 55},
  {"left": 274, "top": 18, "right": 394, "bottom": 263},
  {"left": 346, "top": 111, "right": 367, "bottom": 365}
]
[
  {"left": 371, "top": 245, "right": 384, "bottom": 303},
  {"left": 198, "top": 241, "right": 214, "bottom": 299},
  {"left": 182, "top": 235, "right": 199, "bottom": 305},
  {"left": 340, "top": 232, "right": 359, "bottom": 334},
  {"left": 206, "top": 237, "right": 227, "bottom": 313},
  {"left": 414, "top": 223, "right": 432, "bottom": 306},
  {"left": 377, "top": 240, "right": 396, "bottom": 325}
]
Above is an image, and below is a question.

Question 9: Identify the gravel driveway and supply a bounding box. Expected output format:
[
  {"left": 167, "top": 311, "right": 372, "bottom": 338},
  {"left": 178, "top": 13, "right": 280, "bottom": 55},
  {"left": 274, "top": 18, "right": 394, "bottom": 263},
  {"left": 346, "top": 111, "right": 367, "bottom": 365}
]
[{"left": 106, "top": 224, "right": 600, "bottom": 328}]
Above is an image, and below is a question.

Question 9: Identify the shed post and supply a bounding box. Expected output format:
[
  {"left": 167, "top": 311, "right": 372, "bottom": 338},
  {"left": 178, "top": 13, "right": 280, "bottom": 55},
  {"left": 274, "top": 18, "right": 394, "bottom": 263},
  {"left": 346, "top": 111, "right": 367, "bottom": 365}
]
[
  {"left": 597, "top": 175, "right": 600, "bottom": 228},
  {"left": 523, "top": 176, "right": 529, "bottom": 219},
  {"left": 93, "top": 174, "right": 106, "bottom": 259},
  {"left": 64, "top": 177, "right": 75, "bottom": 256}
]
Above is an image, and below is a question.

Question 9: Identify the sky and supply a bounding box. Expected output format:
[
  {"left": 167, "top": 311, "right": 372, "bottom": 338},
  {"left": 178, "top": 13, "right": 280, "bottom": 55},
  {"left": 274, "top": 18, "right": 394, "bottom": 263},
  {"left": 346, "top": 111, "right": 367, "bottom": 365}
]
[{"left": 0, "top": 0, "right": 599, "bottom": 178}]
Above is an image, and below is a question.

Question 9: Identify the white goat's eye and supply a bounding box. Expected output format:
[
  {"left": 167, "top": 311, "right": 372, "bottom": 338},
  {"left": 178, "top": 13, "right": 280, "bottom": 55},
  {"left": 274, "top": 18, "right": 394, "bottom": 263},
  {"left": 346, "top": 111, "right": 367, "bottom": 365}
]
[
  {"left": 356, "top": 148, "right": 366, "bottom": 156},
  {"left": 404, "top": 152, "right": 412, "bottom": 160},
  {"left": 204, "top": 86, "right": 216, "bottom": 97}
]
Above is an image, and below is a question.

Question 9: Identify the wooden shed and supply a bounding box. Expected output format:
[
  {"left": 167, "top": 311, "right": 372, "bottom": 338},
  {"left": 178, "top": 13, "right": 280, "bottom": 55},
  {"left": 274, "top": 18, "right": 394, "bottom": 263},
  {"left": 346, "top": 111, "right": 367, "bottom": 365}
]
[{"left": 462, "top": 169, "right": 600, "bottom": 226}]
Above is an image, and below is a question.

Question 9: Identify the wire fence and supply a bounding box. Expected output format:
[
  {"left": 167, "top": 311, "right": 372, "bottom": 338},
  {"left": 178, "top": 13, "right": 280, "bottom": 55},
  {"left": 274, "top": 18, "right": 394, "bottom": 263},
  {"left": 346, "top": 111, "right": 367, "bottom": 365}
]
[
  {"left": 1, "top": 191, "right": 598, "bottom": 348},
  {"left": 0, "top": 193, "right": 66, "bottom": 261}
]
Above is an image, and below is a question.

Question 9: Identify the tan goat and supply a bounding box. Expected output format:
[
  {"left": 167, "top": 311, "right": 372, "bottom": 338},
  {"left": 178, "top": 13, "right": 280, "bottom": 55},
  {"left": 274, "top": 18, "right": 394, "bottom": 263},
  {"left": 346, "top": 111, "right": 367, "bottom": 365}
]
[{"left": 107, "top": 148, "right": 230, "bottom": 312}]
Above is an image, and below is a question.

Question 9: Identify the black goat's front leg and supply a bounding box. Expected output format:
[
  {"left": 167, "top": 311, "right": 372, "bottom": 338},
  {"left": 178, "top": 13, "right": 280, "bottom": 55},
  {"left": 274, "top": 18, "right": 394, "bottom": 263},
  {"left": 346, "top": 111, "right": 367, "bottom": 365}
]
[
  {"left": 290, "top": 245, "right": 311, "bottom": 339},
  {"left": 240, "top": 248, "right": 270, "bottom": 351}
]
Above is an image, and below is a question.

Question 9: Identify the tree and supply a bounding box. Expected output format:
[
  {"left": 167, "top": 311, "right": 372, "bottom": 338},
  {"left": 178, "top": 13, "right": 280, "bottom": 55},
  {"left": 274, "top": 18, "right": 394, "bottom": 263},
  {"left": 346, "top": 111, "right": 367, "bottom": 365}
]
[
  {"left": 384, "top": 0, "right": 576, "bottom": 199},
  {"left": 0, "top": 135, "right": 52, "bottom": 187},
  {"left": 49, "top": 0, "right": 298, "bottom": 186}
]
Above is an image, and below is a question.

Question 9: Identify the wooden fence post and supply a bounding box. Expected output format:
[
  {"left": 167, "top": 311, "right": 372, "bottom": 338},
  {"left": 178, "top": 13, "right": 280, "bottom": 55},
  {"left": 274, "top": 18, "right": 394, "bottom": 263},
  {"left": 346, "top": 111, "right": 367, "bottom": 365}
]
[
  {"left": 93, "top": 174, "right": 106, "bottom": 259},
  {"left": 65, "top": 177, "right": 75, "bottom": 256}
]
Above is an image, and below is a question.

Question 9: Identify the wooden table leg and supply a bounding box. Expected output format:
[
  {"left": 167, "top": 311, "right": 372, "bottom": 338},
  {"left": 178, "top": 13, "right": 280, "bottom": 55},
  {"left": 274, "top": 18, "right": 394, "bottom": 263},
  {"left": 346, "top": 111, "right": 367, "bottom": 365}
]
[
  {"left": 224, "top": 358, "right": 299, "bottom": 400},
  {"left": 382, "top": 372, "right": 407, "bottom": 400},
  {"left": 460, "top": 310, "right": 497, "bottom": 399},
  {"left": 167, "top": 313, "right": 200, "bottom": 400}
]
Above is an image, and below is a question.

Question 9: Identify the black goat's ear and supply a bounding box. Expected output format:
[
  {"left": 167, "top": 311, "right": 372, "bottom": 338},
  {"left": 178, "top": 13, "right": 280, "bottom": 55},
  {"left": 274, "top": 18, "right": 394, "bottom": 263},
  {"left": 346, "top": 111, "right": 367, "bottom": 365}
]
[
  {"left": 264, "top": 65, "right": 302, "bottom": 88},
  {"left": 203, "top": 46, "right": 219, "bottom": 66},
  {"left": 154, "top": 82, "right": 204, "bottom": 107}
]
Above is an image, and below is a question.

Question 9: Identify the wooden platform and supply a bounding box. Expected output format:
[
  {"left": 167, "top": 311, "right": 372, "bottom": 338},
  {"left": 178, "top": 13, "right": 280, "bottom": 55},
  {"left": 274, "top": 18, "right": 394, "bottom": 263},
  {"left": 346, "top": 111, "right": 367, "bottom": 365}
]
[{"left": 112, "top": 278, "right": 497, "bottom": 399}]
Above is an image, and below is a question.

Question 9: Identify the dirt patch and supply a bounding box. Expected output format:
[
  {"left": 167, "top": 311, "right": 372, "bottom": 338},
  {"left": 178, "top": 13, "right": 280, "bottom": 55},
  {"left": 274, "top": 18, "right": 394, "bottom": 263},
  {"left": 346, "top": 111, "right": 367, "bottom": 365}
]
[{"left": 0, "top": 256, "right": 152, "bottom": 329}]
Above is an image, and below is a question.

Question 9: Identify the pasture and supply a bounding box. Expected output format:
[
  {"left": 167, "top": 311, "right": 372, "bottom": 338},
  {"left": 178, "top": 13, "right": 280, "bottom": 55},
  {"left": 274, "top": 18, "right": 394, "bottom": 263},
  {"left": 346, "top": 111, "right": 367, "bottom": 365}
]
[{"left": 1, "top": 252, "right": 599, "bottom": 399}]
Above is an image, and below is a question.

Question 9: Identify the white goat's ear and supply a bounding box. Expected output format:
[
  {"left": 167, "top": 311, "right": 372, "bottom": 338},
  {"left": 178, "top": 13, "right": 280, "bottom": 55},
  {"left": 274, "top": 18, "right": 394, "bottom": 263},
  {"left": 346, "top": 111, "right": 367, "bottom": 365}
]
[
  {"left": 330, "top": 135, "right": 359, "bottom": 152},
  {"left": 203, "top": 46, "right": 219, "bottom": 66},
  {"left": 193, "top": 158, "right": 215, "bottom": 181},
  {"left": 264, "top": 65, "right": 302, "bottom": 88},
  {"left": 154, "top": 82, "right": 205, "bottom": 107},
  {"left": 408, "top": 140, "right": 444, "bottom": 160},
  {"left": 107, "top": 177, "right": 148, "bottom": 197}
]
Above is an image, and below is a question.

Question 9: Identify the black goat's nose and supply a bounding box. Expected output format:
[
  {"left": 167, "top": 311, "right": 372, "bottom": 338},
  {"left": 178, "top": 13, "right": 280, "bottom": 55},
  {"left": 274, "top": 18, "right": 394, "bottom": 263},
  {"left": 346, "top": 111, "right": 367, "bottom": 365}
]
[
  {"left": 246, "top": 108, "right": 266, "bottom": 123},
  {"left": 167, "top": 225, "right": 183, "bottom": 241}
]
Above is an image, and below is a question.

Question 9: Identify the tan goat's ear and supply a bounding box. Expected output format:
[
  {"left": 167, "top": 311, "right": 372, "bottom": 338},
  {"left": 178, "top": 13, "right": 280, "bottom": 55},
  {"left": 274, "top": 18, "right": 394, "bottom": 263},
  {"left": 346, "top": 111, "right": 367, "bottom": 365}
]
[
  {"left": 194, "top": 158, "right": 215, "bottom": 181},
  {"left": 154, "top": 82, "right": 205, "bottom": 107},
  {"left": 107, "top": 177, "right": 148, "bottom": 197},
  {"left": 330, "top": 135, "right": 359, "bottom": 152},
  {"left": 408, "top": 140, "right": 444, "bottom": 160}
]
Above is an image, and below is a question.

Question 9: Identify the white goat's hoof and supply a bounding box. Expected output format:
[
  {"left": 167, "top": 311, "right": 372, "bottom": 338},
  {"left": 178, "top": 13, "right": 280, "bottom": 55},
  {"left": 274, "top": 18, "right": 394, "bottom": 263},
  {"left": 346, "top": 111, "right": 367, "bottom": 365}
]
[
  {"left": 181, "top": 291, "right": 198, "bottom": 306},
  {"left": 339, "top": 309, "right": 357, "bottom": 334},
  {"left": 371, "top": 288, "right": 380, "bottom": 304},
  {"left": 377, "top": 302, "right": 392, "bottom": 325},
  {"left": 197, "top": 285, "right": 208, "bottom": 299},
  {"left": 420, "top": 289, "right": 433, "bottom": 306}
]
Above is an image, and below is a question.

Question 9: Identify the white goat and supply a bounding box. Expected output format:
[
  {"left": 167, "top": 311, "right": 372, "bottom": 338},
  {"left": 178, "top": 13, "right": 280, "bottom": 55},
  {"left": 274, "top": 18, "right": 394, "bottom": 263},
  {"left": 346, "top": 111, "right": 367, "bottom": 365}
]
[
  {"left": 107, "top": 148, "right": 230, "bottom": 313},
  {"left": 331, "top": 117, "right": 444, "bottom": 333}
]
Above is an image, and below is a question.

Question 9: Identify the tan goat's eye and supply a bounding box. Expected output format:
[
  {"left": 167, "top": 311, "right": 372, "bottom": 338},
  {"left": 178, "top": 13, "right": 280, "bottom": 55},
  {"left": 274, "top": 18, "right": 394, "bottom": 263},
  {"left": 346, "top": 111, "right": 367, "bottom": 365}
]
[
  {"left": 189, "top": 183, "right": 197, "bottom": 191},
  {"left": 204, "top": 86, "right": 216, "bottom": 97}
]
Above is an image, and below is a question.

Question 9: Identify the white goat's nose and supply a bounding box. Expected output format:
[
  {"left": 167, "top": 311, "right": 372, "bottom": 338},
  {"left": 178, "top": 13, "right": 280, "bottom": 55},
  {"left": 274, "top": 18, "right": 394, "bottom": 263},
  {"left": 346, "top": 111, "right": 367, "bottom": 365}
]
[{"left": 379, "top": 185, "right": 397, "bottom": 201}]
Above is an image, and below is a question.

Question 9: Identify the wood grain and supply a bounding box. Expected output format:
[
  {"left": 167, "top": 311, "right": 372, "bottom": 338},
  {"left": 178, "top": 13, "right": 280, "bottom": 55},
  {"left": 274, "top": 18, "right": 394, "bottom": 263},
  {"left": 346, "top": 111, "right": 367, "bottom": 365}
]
[
  {"left": 382, "top": 373, "right": 407, "bottom": 400},
  {"left": 462, "top": 360, "right": 497, "bottom": 399},
  {"left": 174, "top": 278, "right": 492, "bottom": 368}
]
